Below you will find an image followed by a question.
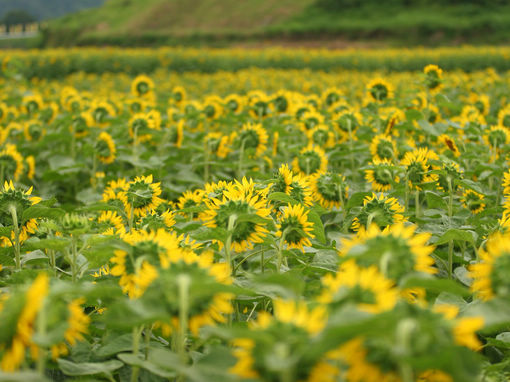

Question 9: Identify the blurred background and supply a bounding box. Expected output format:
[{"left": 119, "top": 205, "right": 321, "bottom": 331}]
[{"left": 0, "top": 0, "right": 509, "bottom": 49}]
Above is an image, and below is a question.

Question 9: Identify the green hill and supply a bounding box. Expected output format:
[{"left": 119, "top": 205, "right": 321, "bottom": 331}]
[
  {"left": 44, "top": 0, "right": 510, "bottom": 47},
  {"left": 0, "top": 0, "right": 104, "bottom": 21}
]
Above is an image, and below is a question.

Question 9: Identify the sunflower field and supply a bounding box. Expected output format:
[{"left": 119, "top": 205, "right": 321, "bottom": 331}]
[{"left": 1, "top": 48, "right": 510, "bottom": 382}]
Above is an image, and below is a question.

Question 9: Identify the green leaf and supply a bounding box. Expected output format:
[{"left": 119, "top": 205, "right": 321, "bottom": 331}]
[
  {"left": 192, "top": 227, "right": 228, "bottom": 243},
  {"left": 23, "top": 237, "right": 71, "bottom": 251},
  {"left": 0, "top": 226, "right": 13, "bottom": 238},
  {"left": 0, "top": 372, "right": 49, "bottom": 382},
  {"left": 22, "top": 206, "right": 65, "bottom": 222},
  {"left": 117, "top": 353, "right": 176, "bottom": 378},
  {"left": 400, "top": 276, "right": 470, "bottom": 297},
  {"left": 307, "top": 210, "right": 326, "bottom": 244},
  {"left": 96, "top": 334, "right": 133, "bottom": 358},
  {"left": 57, "top": 359, "right": 123, "bottom": 378},
  {"left": 235, "top": 213, "right": 272, "bottom": 225},
  {"left": 434, "top": 229, "right": 475, "bottom": 246},
  {"left": 267, "top": 192, "right": 297, "bottom": 205},
  {"left": 345, "top": 192, "right": 372, "bottom": 210}
]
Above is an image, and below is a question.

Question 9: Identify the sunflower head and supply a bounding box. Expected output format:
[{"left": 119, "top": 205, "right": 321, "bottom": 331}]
[
  {"left": 202, "top": 183, "right": 270, "bottom": 252},
  {"left": 401, "top": 148, "right": 439, "bottom": 190},
  {"left": 461, "top": 189, "right": 485, "bottom": 214},
  {"left": 276, "top": 204, "right": 315, "bottom": 251},
  {"left": 423, "top": 64, "right": 443, "bottom": 92},
  {"left": 436, "top": 160, "right": 463, "bottom": 192},
  {"left": 235, "top": 123, "right": 268, "bottom": 158},
  {"left": 370, "top": 134, "right": 397, "bottom": 162},
  {"left": 269, "top": 164, "right": 294, "bottom": 195},
  {"left": 0, "top": 144, "right": 24, "bottom": 181},
  {"left": 318, "top": 258, "right": 399, "bottom": 313},
  {"left": 311, "top": 171, "right": 348, "bottom": 209},
  {"left": 341, "top": 223, "right": 436, "bottom": 282},
  {"left": 366, "top": 78, "right": 394, "bottom": 102},
  {"left": 95, "top": 131, "right": 116, "bottom": 164},
  {"left": 124, "top": 175, "right": 163, "bottom": 218},
  {"left": 292, "top": 145, "right": 328, "bottom": 176},
  {"left": 470, "top": 232, "right": 510, "bottom": 301},
  {"left": 351, "top": 193, "right": 406, "bottom": 232},
  {"left": 365, "top": 159, "right": 399, "bottom": 193},
  {"left": 485, "top": 125, "right": 509, "bottom": 149},
  {"left": 60, "top": 213, "right": 90, "bottom": 235},
  {"left": 0, "top": 181, "right": 41, "bottom": 224},
  {"left": 131, "top": 75, "right": 154, "bottom": 97}
]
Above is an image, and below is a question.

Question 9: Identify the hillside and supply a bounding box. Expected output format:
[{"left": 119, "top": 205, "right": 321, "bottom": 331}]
[
  {"left": 44, "top": 0, "right": 510, "bottom": 47},
  {"left": 0, "top": 0, "right": 104, "bottom": 21}
]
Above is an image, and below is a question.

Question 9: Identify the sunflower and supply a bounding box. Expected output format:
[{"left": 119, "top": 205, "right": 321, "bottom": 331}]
[
  {"left": 369, "top": 134, "right": 397, "bottom": 162},
  {"left": 123, "top": 175, "right": 164, "bottom": 218},
  {"left": 233, "top": 123, "right": 268, "bottom": 158},
  {"left": 136, "top": 210, "right": 175, "bottom": 231},
  {"left": 177, "top": 189, "right": 205, "bottom": 219},
  {"left": 202, "top": 183, "right": 270, "bottom": 252},
  {"left": 366, "top": 78, "right": 394, "bottom": 102},
  {"left": 70, "top": 112, "right": 95, "bottom": 138},
  {"left": 202, "top": 96, "right": 223, "bottom": 120},
  {"left": 129, "top": 112, "right": 160, "bottom": 143},
  {"left": 102, "top": 178, "right": 129, "bottom": 205},
  {"left": 504, "top": 169, "right": 510, "bottom": 196},
  {"left": 23, "top": 120, "right": 46, "bottom": 142},
  {"left": 307, "top": 125, "right": 335, "bottom": 148},
  {"left": 204, "top": 180, "right": 233, "bottom": 199},
  {"left": 468, "top": 93, "right": 490, "bottom": 116},
  {"left": 50, "top": 298, "right": 90, "bottom": 359},
  {"left": 416, "top": 369, "right": 453, "bottom": 382},
  {"left": 276, "top": 204, "right": 315, "bottom": 251},
  {"left": 322, "top": 87, "right": 344, "bottom": 107},
  {"left": 365, "top": 158, "right": 399, "bottom": 192},
  {"left": 0, "top": 181, "right": 41, "bottom": 246},
  {"left": 90, "top": 100, "right": 116, "bottom": 127},
  {"left": 131, "top": 75, "right": 154, "bottom": 98},
  {"left": 340, "top": 223, "right": 437, "bottom": 280},
  {"left": 310, "top": 171, "right": 348, "bottom": 209},
  {"left": 248, "top": 91, "right": 272, "bottom": 119},
  {"left": 436, "top": 160, "right": 463, "bottom": 192},
  {"left": 25, "top": 156, "right": 35, "bottom": 180},
  {"left": 272, "top": 90, "right": 292, "bottom": 114},
  {"left": 95, "top": 131, "right": 116, "bottom": 164},
  {"left": 484, "top": 125, "right": 509, "bottom": 160},
  {"left": 224, "top": 93, "right": 244, "bottom": 114},
  {"left": 0, "top": 273, "right": 48, "bottom": 372},
  {"left": 300, "top": 110, "right": 325, "bottom": 131},
  {"left": 331, "top": 337, "right": 401, "bottom": 382},
  {"left": 205, "top": 132, "right": 231, "bottom": 159},
  {"left": 400, "top": 147, "right": 439, "bottom": 190},
  {"left": 167, "top": 120, "right": 184, "bottom": 148},
  {"left": 97, "top": 210, "right": 125, "bottom": 235},
  {"left": 497, "top": 105, "right": 510, "bottom": 129},
  {"left": 0, "top": 144, "right": 23, "bottom": 181},
  {"left": 469, "top": 232, "right": 510, "bottom": 301},
  {"left": 288, "top": 174, "right": 314, "bottom": 207},
  {"left": 22, "top": 94, "right": 44, "bottom": 116},
  {"left": 318, "top": 258, "right": 399, "bottom": 313},
  {"left": 170, "top": 85, "right": 186, "bottom": 106},
  {"left": 423, "top": 64, "right": 443, "bottom": 93},
  {"left": 292, "top": 145, "right": 328, "bottom": 176},
  {"left": 269, "top": 163, "right": 294, "bottom": 195},
  {"left": 437, "top": 134, "right": 460, "bottom": 157},
  {"left": 229, "top": 300, "right": 327, "bottom": 380},
  {"left": 351, "top": 194, "right": 406, "bottom": 232},
  {"left": 461, "top": 189, "right": 485, "bottom": 214}
]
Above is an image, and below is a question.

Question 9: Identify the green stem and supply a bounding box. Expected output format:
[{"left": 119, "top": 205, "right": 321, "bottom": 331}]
[
  {"left": 448, "top": 180, "right": 454, "bottom": 279},
  {"left": 132, "top": 125, "right": 139, "bottom": 172},
  {"left": 130, "top": 325, "right": 144, "bottom": 382},
  {"left": 204, "top": 144, "right": 210, "bottom": 183},
  {"left": 415, "top": 190, "right": 420, "bottom": 218},
  {"left": 177, "top": 274, "right": 191, "bottom": 368},
  {"left": 404, "top": 174, "right": 410, "bottom": 212},
  {"left": 9, "top": 205, "right": 21, "bottom": 271},
  {"left": 144, "top": 325, "right": 152, "bottom": 360},
  {"left": 0, "top": 163, "right": 4, "bottom": 187},
  {"left": 71, "top": 236, "right": 78, "bottom": 282},
  {"left": 71, "top": 124, "right": 76, "bottom": 160},
  {"left": 224, "top": 215, "right": 237, "bottom": 275},
  {"left": 277, "top": 229, "right": 289, "bottom": 273},
  {"left": 237, "top": 139, "right": 246, "bottom": 179}
]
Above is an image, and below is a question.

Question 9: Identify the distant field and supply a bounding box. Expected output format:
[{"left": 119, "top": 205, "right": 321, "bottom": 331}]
[{"left": 43, "top": 0, "right": 510, "bottom": 46}]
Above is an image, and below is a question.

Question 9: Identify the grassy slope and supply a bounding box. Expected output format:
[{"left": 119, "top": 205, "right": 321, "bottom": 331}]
[{"left": 45, "top": 0, "right": 510, "bottom": 46}]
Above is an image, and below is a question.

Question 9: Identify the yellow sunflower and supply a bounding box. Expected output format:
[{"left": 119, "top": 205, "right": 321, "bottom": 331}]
[
  {"left": 0, "top": 144, "right": 24, "bottom": 181},
  {"left": 469, "top": 232, "right": 510, "bottom": 301},
  {"left": 365, "top": 158, "right": 399, "bottom": 192},
  {"left": 423, "top": 64, "right": 443, "bottom": 93},
  {"left": 366, "top": 78, "right": 394, "bottom": 102},
  {"left": 461, "top": 189, "right": 485, "bottom": 214},
  {"left": 310, "top": 171, "right": 348, "bottom": 209},
  {"left": 318, "top": 258, "right": 399, "bottom": 313},
  {"left": 400, "top": 147, "right": 439, "bottom": 190},
  {"left": 202, "top": 183, "right": 270, "bottom": 252},
  {"left": 292, "top": 144, "right": 328, "bottom": 176},
  {"left": 96, "top": 131, "right": 116, "bottom": 164},
  {"left": 123, "top": 175, "right": 164, "bottom": 218},
  {"left": 369, "top": 134, "right": 397, "bottom": 162},
  {"left": 131, "top": 75, "right": 154, "bottom": 98},
  {"left": 351, "top": 194, "right": 406, "bottom": 232},
  {"left": 276, "top": 203, "right": 315, "bottom": 251}
]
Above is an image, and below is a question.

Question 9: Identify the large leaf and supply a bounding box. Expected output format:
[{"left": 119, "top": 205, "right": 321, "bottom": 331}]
[{"left": 57, "top": 359, "right": 123, "bottom": 378}]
